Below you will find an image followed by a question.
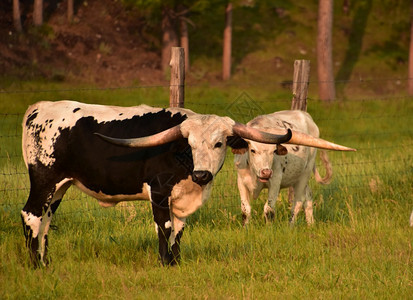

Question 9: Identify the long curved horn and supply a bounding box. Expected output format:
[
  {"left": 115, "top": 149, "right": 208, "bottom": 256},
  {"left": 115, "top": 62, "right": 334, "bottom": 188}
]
[
  {"left": 95, "top": 124, "right": 183, "bottom": 148},
  {"left": 288, "top": 131, "right": 356, "bottom": 151},
  {"left": 232, "top": 123, "right": 292, "bottom": 144}
]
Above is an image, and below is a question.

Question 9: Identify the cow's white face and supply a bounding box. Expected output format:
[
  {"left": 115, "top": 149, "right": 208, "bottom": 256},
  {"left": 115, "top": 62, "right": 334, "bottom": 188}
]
[
  {"left": 247, "top": 140, "right": 278, "bottom": 183},
  {"left": 180, "top": 115, "right": 234, "bottom": 185}
]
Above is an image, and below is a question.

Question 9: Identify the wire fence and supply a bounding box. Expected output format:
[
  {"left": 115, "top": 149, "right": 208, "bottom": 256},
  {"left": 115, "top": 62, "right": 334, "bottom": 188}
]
[{"left": 0, "top": 79, "right": 412, "bottom": 228}]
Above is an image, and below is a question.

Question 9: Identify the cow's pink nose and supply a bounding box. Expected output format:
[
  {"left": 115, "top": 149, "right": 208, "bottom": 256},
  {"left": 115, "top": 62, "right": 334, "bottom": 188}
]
[{"left": 260, "top": 169, "right": 273, "bottom": 179}]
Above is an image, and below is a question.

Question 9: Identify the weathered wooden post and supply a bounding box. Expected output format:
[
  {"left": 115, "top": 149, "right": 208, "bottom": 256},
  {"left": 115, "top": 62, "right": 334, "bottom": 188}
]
[
  {"left": 169, "top": 47, "right": 185, "bottom": 108},
  {"left": 291, "top": 60, "right": 310, "bottom": 111},
  {"left": 289, "top": 60, "right": 310, "bottom": 203}
]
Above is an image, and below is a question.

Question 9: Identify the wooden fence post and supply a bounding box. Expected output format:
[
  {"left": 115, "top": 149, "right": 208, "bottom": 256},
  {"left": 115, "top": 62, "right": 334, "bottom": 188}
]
[
  {"left": 291, "top": 60, "right": 310, "bottom": 111},
  {"left": 289, "top": 60, "right": 310, "bottom": 204},
  {"left": 169, "top": 47, "right": 185, "bottom": 108}
]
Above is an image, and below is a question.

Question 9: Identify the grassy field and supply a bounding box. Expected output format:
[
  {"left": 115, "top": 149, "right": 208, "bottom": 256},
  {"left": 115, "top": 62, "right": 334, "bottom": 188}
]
[{"left": 0, "top": 83, "right": 412, "bottom": 298}]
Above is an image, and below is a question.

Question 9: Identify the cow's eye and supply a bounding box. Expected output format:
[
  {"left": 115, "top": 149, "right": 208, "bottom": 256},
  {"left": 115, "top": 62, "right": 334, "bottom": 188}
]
[
  {"left": 250, "top": 149, "right": 256, "bottom": 154},
  {"left": 214, "top": 142, "right": 223, "bottom": 148}
]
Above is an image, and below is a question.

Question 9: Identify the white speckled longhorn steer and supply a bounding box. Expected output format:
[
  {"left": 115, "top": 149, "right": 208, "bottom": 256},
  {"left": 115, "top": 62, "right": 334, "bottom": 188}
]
[
  {"left": 21, "top": 100, "right": 294, "bottom": 267},
  {"left": 233, "top": 110, "right": 356, "bottom": 225}
]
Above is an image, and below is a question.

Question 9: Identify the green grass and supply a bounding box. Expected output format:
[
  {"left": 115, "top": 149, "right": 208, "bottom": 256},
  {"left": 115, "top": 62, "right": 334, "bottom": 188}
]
[{"left": 0, "top": 84, "right": 412, "bottom": 298}]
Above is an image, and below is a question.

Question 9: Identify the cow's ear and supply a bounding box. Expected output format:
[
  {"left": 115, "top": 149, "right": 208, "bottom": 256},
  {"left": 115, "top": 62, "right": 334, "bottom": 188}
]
[
  {"left": 275, "top": 144, "right": 288, "bottom": 155},
  {"left": 227, "top": 136, "right": 248, "bottom": 153}
]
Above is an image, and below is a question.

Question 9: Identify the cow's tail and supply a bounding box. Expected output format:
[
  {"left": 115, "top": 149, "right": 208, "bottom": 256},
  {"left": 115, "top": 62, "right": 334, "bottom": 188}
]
[{"left": 314, "top": 150, "right": 333, "bottom": 185}]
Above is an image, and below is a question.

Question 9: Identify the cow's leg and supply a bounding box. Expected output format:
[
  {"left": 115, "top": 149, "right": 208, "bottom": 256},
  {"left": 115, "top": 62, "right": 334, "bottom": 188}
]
[
  {"left": 237, "top": 175, "right": 252, "bottom": 225},
  {"left": 290, "top": 176, "right": 309, "bottom": 224},
  {"left": 169, "top": 214, "right": 186, "bottom": 265},
  {"left": 21, "top": 195, "right": 44, "bottom": 267},
  {"left": 37, "top": 179, "right": 71, "bottom": 265},
  {"left": 170, "top": 230, "right": 183, "bottom": 265},
  {"left": 290, "top": 195, "right": 303, "bottom": 224},
  {"left": 303, "top": 185, "right": 314, "bottom": 225},
  {"left": 151, "top": 202, "right": 175, "bottom": 265},
  {"left": 264, "top": 178, "right": 281, "bottom": 223},
  {"left": 22, "top": 170, "right": 71, "bottom": 267}
]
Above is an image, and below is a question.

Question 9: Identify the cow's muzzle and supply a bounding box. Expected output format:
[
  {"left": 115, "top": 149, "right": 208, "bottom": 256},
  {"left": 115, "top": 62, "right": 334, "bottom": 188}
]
[
  {"left": 258, "top": 168, "right": 273, "bottom": 183},
  {"left": 192, "top": 171, "right": 213, "bottom": 186}
]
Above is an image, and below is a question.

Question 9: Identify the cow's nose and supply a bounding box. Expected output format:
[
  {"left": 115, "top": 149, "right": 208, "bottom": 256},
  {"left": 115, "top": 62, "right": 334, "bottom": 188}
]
[
  {"left": 260, "top": 168, "right": 273, "bottom": 179},
  {"left": 192, "top": 171, "right": 213, "bottom": 185}
]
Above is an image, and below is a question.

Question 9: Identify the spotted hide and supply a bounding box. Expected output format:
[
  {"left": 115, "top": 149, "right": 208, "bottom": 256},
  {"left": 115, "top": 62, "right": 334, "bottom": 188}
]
[
  {"left": 233, "top": 110, "right": 355, "bottom": 225},
  {"left": 21, "top": 100, "right": 292, "bottom": 267}
]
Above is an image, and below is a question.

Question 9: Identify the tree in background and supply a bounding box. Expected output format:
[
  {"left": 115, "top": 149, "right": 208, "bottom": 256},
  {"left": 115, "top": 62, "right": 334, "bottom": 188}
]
[
  {"left": 222, "top": 2, "right": 232, "bottom": 80},
  {"left": 162, "top": 0, "right": 214, "bottom": 74},
  {"left": 68, "top": 0, "right": 74, "bottom": 23},
  {"left": 33, "top": 0, "right": 43, "bottom": 26},
  {"left": 342, "top": 0, "right": 349, "bottom": 15},
  {"left": 180, "top": 10, "right": 190, "bottom": 72},
  {"left": 161, "top": 4, "right": 179, "bottom": 74},
  {"left": 123, "top": 0, "right": 204, "bottom": 75},
  {"left": 317, "top": 0, "right": 335, "bottom": 100},
  {"left": 13, "top": 0, "right": 22, "bottom": 32}
]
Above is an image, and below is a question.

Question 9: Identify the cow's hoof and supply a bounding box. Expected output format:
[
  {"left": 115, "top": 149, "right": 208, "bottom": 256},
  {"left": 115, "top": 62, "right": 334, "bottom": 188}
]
[
  {"left": 242, "top": 213, "right": 250, "bottom": 226},
  {"left": 264, "top": 211, "right": 275, "bottom": 223},
  {"left": 160, "top": 254, "right": 180, "bottom": 266}
]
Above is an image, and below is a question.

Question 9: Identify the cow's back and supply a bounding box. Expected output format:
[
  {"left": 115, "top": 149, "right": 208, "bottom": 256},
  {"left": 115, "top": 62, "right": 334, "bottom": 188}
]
[
  {"left": 22, "top": 101, "right": 194, "bottom": 168},
  {"left": 248, "top": 110, "right": 319, "bottom": 138}
]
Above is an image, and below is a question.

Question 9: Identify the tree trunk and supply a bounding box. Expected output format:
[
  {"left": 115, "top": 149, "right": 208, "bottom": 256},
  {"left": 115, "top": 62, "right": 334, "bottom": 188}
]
[
  {"left": 68, "top": 0, "right": 74, "bottom": 23},
  {"left": 222, "top": 2, "right": 232, "bottom": 81},
  {"left": 342, "top": 0, "right": 350, "bottom": 15},
  {"left": 161, "top": 7, "right": 179, "bottom": 75},
  {"left": 33, "top": 0, "right": 43, "bottom": 26},
  {"left": 13, "top": 0, "right": 22, "bottom": 32},
  {"left": 409, "top": 0, "right": 413, "bottom": 95},
  {"left": 317, "top": 0, "right": 335, "bottom": 100},
  {"left": 180, "top": 19, "right": 190, "bottom": 72}
]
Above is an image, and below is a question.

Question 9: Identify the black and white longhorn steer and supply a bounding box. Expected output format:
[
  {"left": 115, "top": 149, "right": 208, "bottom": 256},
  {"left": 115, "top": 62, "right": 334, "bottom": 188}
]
[{"left": 21, "top": 100, "right": 298, "bottom": 267}]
